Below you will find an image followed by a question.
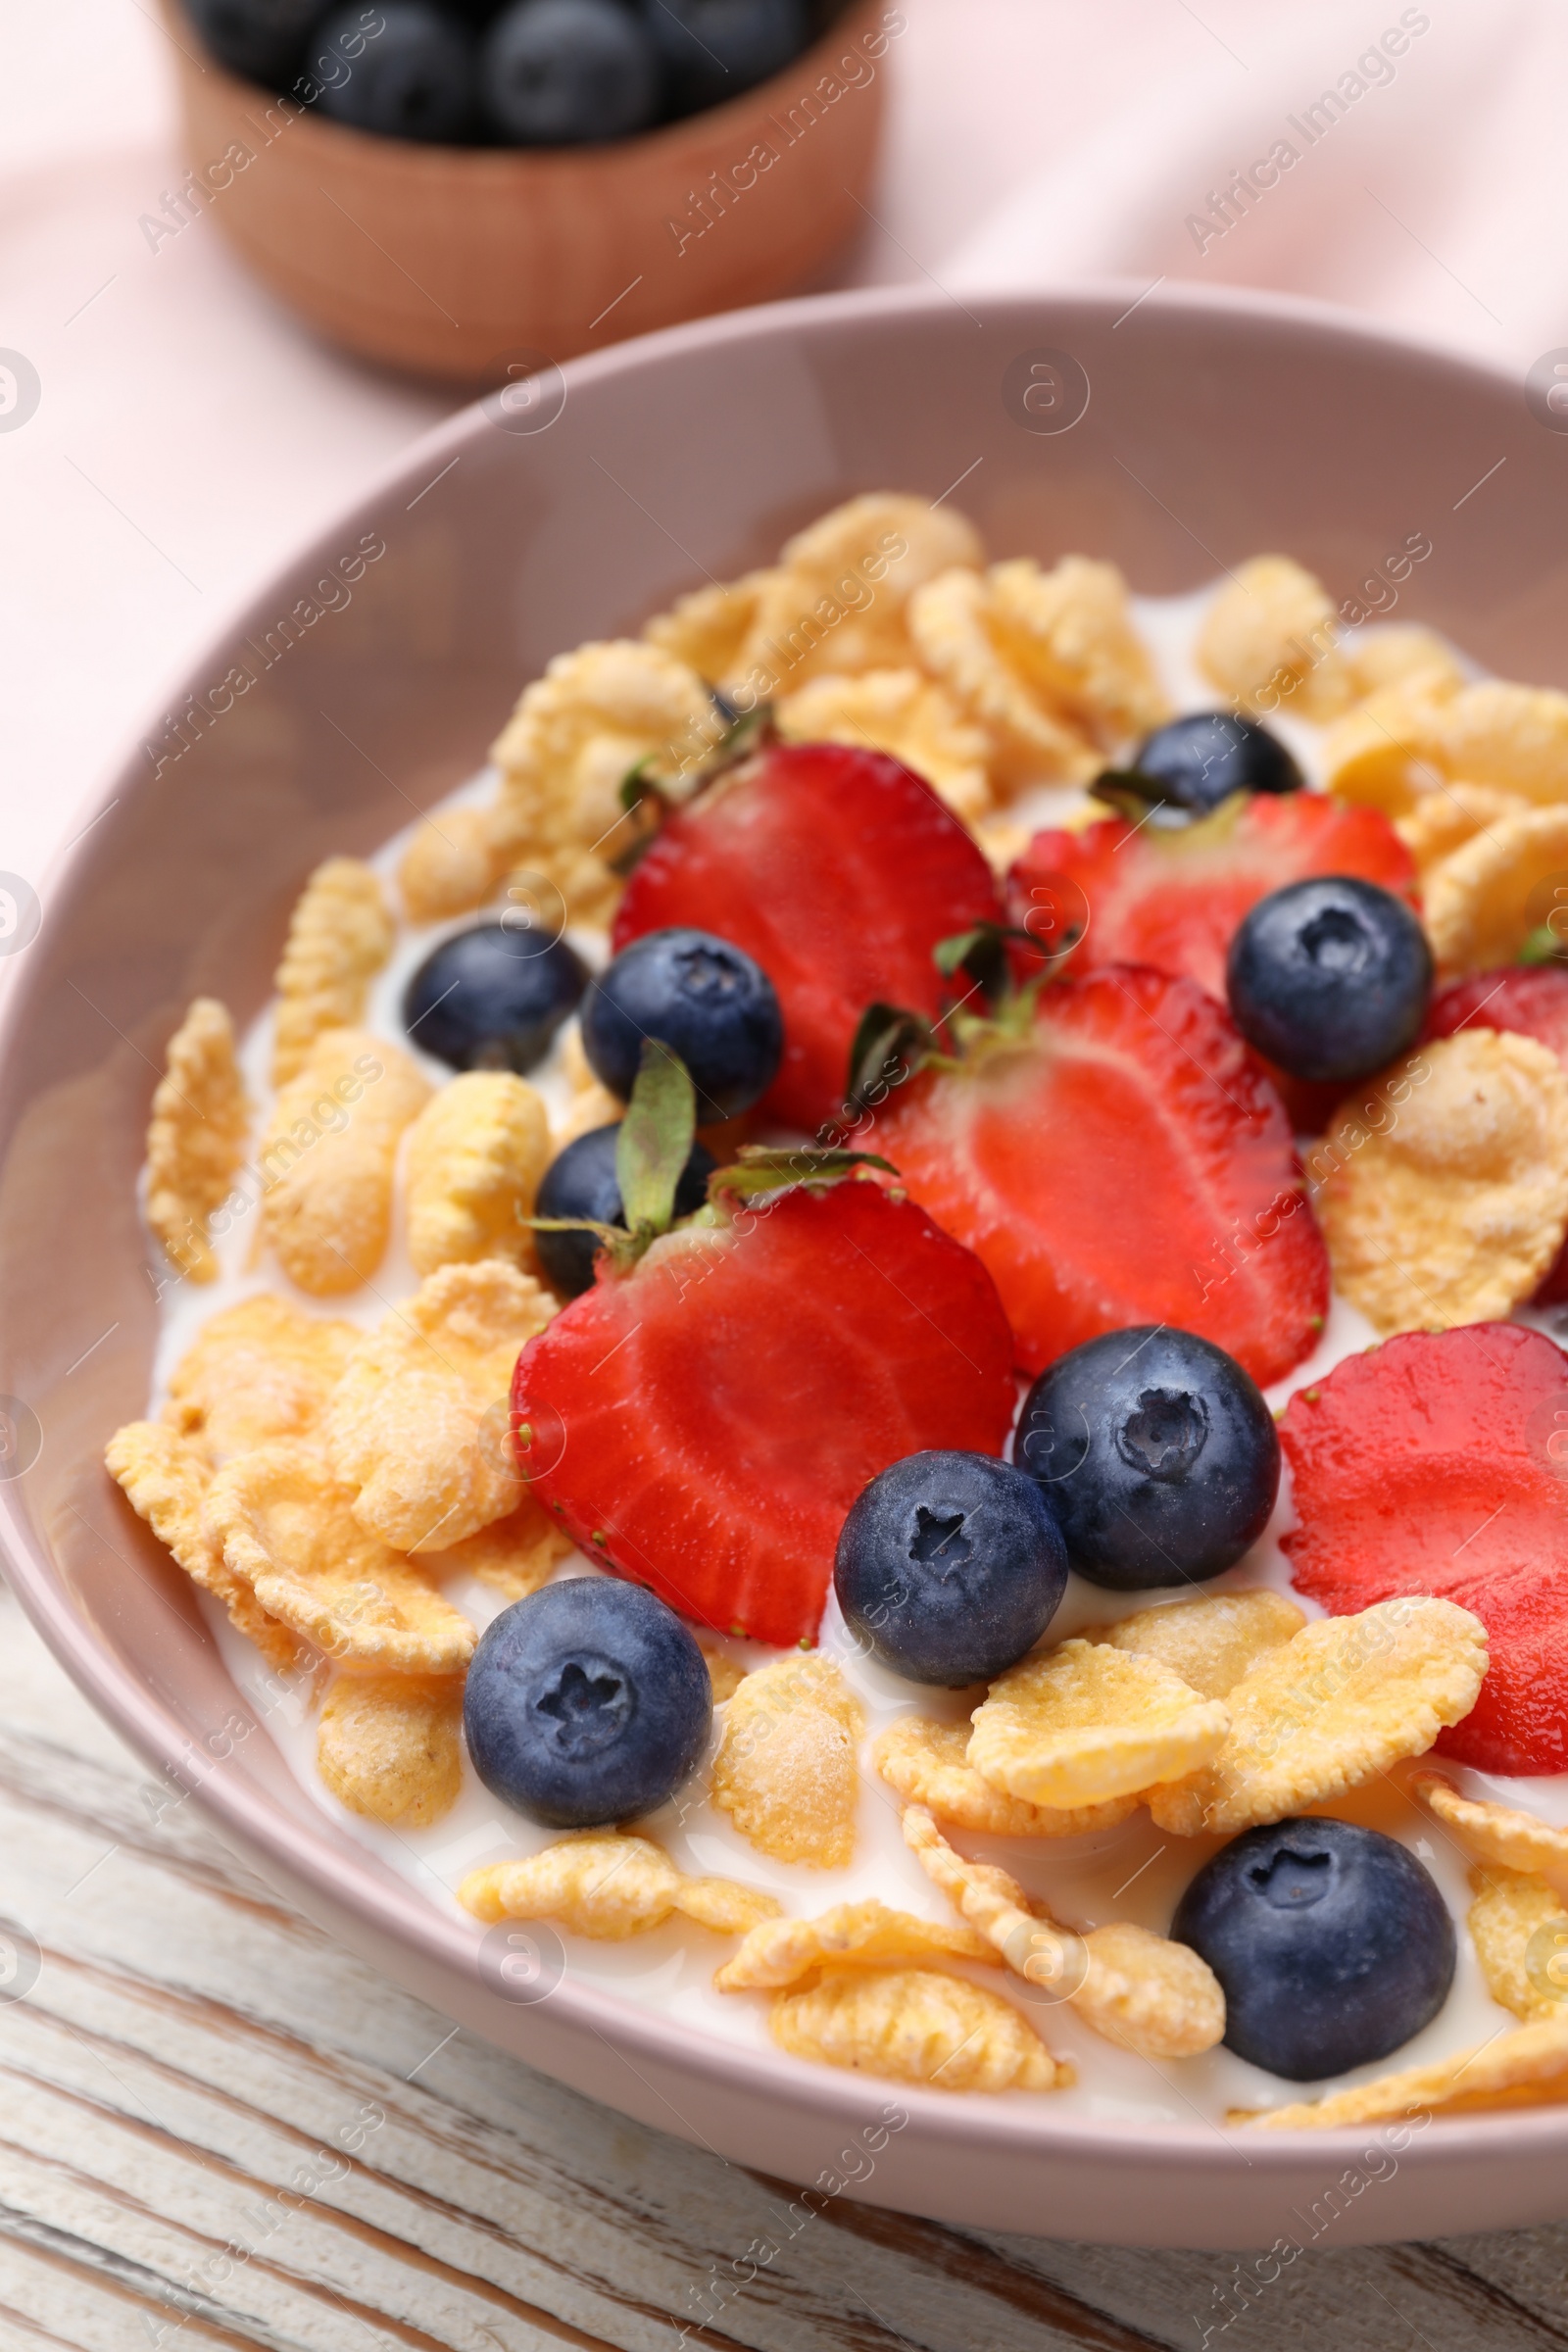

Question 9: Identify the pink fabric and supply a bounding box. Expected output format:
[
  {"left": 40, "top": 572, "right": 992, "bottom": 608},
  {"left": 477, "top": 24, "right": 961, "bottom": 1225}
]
[{"left": 3, "top": 0, "right": 1549, "bottom": 878}]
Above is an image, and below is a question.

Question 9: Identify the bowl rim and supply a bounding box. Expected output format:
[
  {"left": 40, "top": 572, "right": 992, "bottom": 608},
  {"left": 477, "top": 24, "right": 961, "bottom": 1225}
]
[{"left": 8, "top": 274, "right": 1568, "bottom": 2170}]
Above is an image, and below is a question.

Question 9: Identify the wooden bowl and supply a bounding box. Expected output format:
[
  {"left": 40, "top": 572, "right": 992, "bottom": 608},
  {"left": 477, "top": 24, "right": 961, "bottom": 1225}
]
[{"left": 162, "top": 0, "right": 893, "bottom": 381}]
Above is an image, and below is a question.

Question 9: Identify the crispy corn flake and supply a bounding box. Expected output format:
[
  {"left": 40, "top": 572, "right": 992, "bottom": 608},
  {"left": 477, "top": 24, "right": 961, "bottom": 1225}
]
[
  {"left": 907, "top": 566, "right": 1102, "bottom": 790},
  {"left": 973, "top": 813, "right": 1037, "bottom": 875},
  {"left": 397, "top": 807, "right": 499, "bottom": 922},
  {"left": 420, "top": 1494, "right": 574, "bottom": 1600},
  {"left": 1083, "top": 1590, "right": 1307, "bottom": 1703},
  {"left": 968, "top": 1640, "right": 1229, "bottom": 1811},
  {"left": 871, "top": 1715, "right": 1138, "bottom": 1837},
  {"left": 1395, "top": 783, "right": 1530, "bottom": 871},
  {"left": 487, "top": 641, "right": 719, "bottom": 922},
  {"left": 1412, "top": 1771, "right": 1568, "bottom": 1879},
  {"left": 1425, "top": 804, "right": 1568, "bottom": 971},
  {"left": 271, "top": 859, "right": 395, "bottom": 1086},
  {"left": 902, "top": 1807, "right": 1224, "bottom": 2058},
  {"left": 460, "top": 1835, "right": 780, "bottom": 1940},
  {"left": 145, "top": 998, "right": 250, "bottom": 1283},
  {"left": 1324, "top": 673, "right": 1568, "bottom": 813},
  {"left": 1149, "top": 1596, "right": 1489, "bottom": 1838},
  {"left": 261, "top": 1028, "right": 431, "bottom": 1296},
  {"left": 326, "top": 1259, "right": 556, "bottom": 1552},
  {"left": 405, "top": 1071, "right": 551, "bottom": 1278},
  {"left": 1348, "top": 624, "right": 1466, "bottom": 701},
  {"left": 776, "top": 669, "right": 993, "bottom": 819},
  {"left": 714, "top": 1898, "right": 993, "bottom": 1992},
  {"left": 984, "top": 557, "right": 1171, "bottom": 747},
  {"left": 748, "top": 492, "right": 984, "bottom": 689},
  {"left": 318, "top": 1670, "right": 463, "bottom": 1828},
  {"left": 163, "top": 1295, "right": 359, "bottom": 1467},
  {"left": 204, "top": 1442, "right": 476, "bottom": 1672},
  {"left": 1468, "top": 1866, "right": 1568, "bottom": 2022},
  {"left": 645, "top": 573, "right": 767, "bottom": 682},
  {"left": 698, "top": 1641, "right": 746, "bottom": 1704},
  {"left": 1196, "top": 556, "right": 1351, "bottom": 720},
  {"left": 1241, "top": 2011, "right": 1568, "bottom": 2128},
  {"left": 1313, "top": 1032, "right": 1568, "bottom": 1336},
  {"left": 770, "top": 1965, "right": 1066, "bottom": 2093},
  {"left": 105, "top": 1420, "right": 301, "bottom": 1669},
  {"left": 710, "top": 1654, "right": 865, "bottom": 1868}
]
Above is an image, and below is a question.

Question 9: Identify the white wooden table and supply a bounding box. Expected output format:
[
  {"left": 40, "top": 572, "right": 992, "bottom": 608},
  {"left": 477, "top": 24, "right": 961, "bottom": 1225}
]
[{"left": 2, "top": 1573, "right": 1566, "bottom": 2351}]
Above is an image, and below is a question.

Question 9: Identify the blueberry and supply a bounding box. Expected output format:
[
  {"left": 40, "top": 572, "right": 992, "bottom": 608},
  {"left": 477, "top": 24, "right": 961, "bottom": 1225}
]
[
  {"left": 534, "top": 1121, "right": 716, "bottom": 1295},
  {"left": 465, "top": 1577, "right": 710, "bottom": 1827},
  {"left": 1172, "top": 1818, "right": 1455, "bottom": 2080},
  {"left": 482, "top": 0, "right": 661, "bottom": 143},
  {"left": 643, "top": 0, "right": 808, "bottom": 114},
  {"left": 403, "top": 923, "right": 588, "bottom": 1072},
  {"left": 1128, "top": 711, "right": 1303, "bottom": 816},
  {"left": 582, "top": 928, "right": 783, "bottom": 1123},
  {"left": 1012, "top": 1326, "right": 1278, "bottom": 1592},
  {"left": 186, "top": 0, "right": 319, "bottom": 83},
  {"left": 314, "top": 2, "right": 479, "bottom": 138},
  {"left": 1226, "top": 875, "right": 1433, "bottom": 1085},
  {"left": 835, "top": 1451, "right": 1068, "bottom": 1686}
]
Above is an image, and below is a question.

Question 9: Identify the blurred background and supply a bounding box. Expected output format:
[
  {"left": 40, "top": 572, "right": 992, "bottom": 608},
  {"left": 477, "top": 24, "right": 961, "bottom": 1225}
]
[{"left": 5, "top": 0, "right": 1560, "bottom": 894}]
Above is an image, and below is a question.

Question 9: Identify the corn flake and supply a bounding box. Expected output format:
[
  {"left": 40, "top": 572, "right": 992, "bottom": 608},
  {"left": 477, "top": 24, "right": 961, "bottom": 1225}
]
[
  {"left": 405, "top": 1071, "right": 551, "bottom": 1278},
  {"left": 261, "top": 1029, "right": 431, "bottom": 1296},
  {"left": 871, "top": 1715, "right": 1139, "bottom": 1837},
  {"left": 1196, "top": 556, "right": 1350, "bottom": 720},
  {"left": 1395, "top": 783, "right": 1530, "bottom": 871},
  {"left": 1241, "top": 2011, "right": 1568, "bottom": 2128},
  {"left": 1149, "top": 1596, "right": 1489, "bottom": 1838},
  {"left": 984, "top": 557, "right": 1171, "bottom": 747},
  {"left": 398, "top": 807, "right": 499, "bottom": 922},
  {"left": 460, "top": 1834, "right": 780, "bottom": 1940},
  {"left": 203, "top": 1442, "right": 477, "bottom": 1672},
  {"left": 1413, "top": 1771, "right": 1568, "bottom": 1879},
  {"left": 271, "top": 859, "right": 395, "bottom": 1086},
  {"left": 163, "top": 1295, "right": 359, "bottom": 1467},
  {"left": 1468, "top": 1865, "right": 1568, "bottom": 2022},
  {"left": 1083, "top": 1590, "right": 1307, "bottom": 1703},
  {"left": 420, "top": 1493, "right": 573, "bottom": 1600},
  {"left": 710, "top": 1654, "right": 864, "bottom": 1868},
  {"left": 776, "top": 669, "right": 993, "bottom": 819},
  {"left": 1424, "top": 804, "right": 1568, "bottom": 970},
  {"left": 907, "top": 567, "right": 1103, "bottom": 790},
  {"left": 326, "top": 1259, "right": 556, "bottom": 1552},
  {"left": 770, "top": 1965, "right": 1066, "bottom": 2093},
  {"left": 105, "top": 1420, "right": 301, "bottom": 1670},
  {"left": 1347, "top": 624, "right": 1466, "bottom": 702},
  {"left": 902, "top": 1806, "right": 1224, "bottom": 2058},
  {"left": 1324, "top": 673, "right": 1568, "bottom": 813},
  {"left": 1313, "top": 1032, "right": 1568, "bottom": 1336},
  {"left": 967, "top": 1640, "right": 1229, "bottom": 1810},
  {"left": 318, "top": 1670, "right": 463, "bottom": 1827},
  {"left": 645, "top": 574, "right": 767, "bottom": 683},
  {"left": 145, "top": 999, "right": 250, "bottom": 1283},
  {"left": 698, "top": 1641, "right": 746, "bottom": 1704},
  {"left": 714, "top": 1898, "right": 993, "bottom": 1992},
  {"left": 487, "top": 641, "right": 719, "bottom": 922}
]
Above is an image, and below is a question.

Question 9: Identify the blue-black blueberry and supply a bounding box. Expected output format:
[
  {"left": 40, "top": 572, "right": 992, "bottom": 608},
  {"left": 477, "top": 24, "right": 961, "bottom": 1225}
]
[
  {"left": 581, "top": 927, "right": 783, "bottom": 1122},
  {"left": 314, "top": 2, "right": 479, "bottom": 138},
  {"left": 834, "top": 1450, "right": 1068, "bottom": 1686},
  {"left": 403, "top": 921, "right": 588, "bottom": 1073},
  {"left": 481, "top": 0, "right": 661, "bottom": 142},
  {"left": 464, "top": 1577, "right": 711, "bottom": 1827},
  {"left": 187, "top": 0, "right": 321, "bottom": 83},
  {"left": 1226, "top": 874, "right": 1433, "bottom": 1084},
  {"left": 1171, "top": 1817, "right": 1456, "bottom": 2081},
  {"left": 533, "top": 1120, "right": 716, "bottom": 1295},
  {"left": 643, "top": 0, "right": 808, "bottom": 114},
  {"left": 1012, "top": 1325, "right": 1279, "bottom": 1591},
  {"left": 1127, "top": 710, "right": 1303, "bottom": 815}
]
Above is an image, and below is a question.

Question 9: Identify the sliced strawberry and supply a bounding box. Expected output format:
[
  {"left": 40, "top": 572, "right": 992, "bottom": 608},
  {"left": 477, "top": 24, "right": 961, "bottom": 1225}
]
[
  {"left": 875, "top": 964, "right": 1330, "bottom": 1385},
  {"left": 612, "top": 741, "right": 1001, "bottom": 1132},
  {"left": 1005, "top": 793, "right": 1417, "bottom": 1004},
  {"left": 511, "top": 1176, "right": 1015, "bottom": 1648},
  {"left": 1280, "top": 1324, "right": 1568, "bottom": 1775},
  {"left": 1426, "top": 966, "right": 1568, "bottom": 1302}
]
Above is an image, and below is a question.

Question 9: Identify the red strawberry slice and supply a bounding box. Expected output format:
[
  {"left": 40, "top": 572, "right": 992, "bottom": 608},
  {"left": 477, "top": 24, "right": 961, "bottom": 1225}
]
[
  {"left": 511, "top": 1176, "right": 1015, "bottom": 1647},
  {"left": 875, "top": 964, "right": 1330, "bottom": 1384},
  {"left": 1280, "top": 1323, "right": 1568, "bottom": 1775},
  {"left": 612, "top": 741, "right": 1001, "bottom": 1132},
  {"left": 1427, "top": 967, "right": 1568, "bottom": 1300},
  {"left": 1004, "top": 793, "right": 1417, "bottom": 1004}
]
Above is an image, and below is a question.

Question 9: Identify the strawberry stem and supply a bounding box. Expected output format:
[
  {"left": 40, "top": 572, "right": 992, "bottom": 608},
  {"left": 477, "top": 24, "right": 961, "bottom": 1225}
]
[{"left": 615, "top": 1040, "right": 697, "bottom": 1242}]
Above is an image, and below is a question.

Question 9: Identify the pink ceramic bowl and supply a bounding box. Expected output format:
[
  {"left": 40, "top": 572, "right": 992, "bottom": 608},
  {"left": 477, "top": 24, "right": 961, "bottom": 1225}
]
[{"left": 6, "top": 284, "right": 1567, "bottom": 2249}]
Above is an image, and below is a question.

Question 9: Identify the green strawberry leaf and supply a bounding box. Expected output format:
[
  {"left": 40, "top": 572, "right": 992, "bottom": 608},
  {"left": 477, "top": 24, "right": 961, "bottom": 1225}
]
[
  {"left": 1519, "top": 924, "right": 1568, "bottom": 966},
  {"left": 844, "top": 1001, "right": 936, "bottom": 1114},
  {"left": 708, "top": 1146, "right": 897, "bottom": 1202},
  {"left": 615, "top": 1039, "right": 697, "bottom": 1239}
]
